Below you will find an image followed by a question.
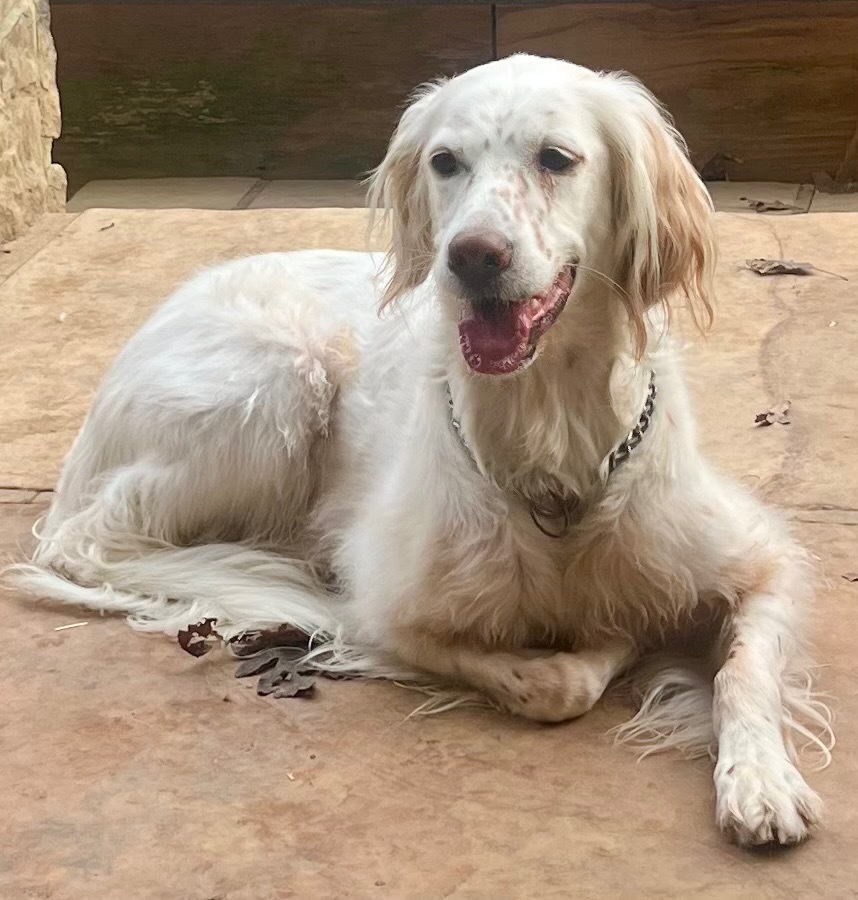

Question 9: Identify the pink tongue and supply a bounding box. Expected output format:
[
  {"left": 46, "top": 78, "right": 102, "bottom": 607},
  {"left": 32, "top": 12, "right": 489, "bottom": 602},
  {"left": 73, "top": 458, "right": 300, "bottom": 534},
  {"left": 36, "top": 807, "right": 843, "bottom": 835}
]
[{"left": 458, "top": 302, "right": 532, "bottom": 375}]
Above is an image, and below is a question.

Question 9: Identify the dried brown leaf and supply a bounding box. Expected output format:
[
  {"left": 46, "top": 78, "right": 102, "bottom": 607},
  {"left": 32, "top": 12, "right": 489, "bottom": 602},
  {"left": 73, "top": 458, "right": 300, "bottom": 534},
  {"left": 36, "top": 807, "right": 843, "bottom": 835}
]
[
  {"left": 229, "top": 626, "right": 347, "bottom": 696},
  {"left": 257, "top": 665, "right": 317, "bottom": 699},
  {"left": 228, "top": 623, "right": 310, "bottom": 658},
  {"left": 741, "top": 197, "right": 803, "bottom": 214},
  {"left": 754, "top": 401, "right": 791, "bottom": 427},
  {"left": 318, "top": 670, "right": 357, "bottom": 681},
  {"left": 273, "top": 673, "right": 316, "bottom": 699},
  {"left": 234, "top": 646, "right": 304, "bottom": 678},
  {"left": 177, "top": 618, "right": 222, "bottom": 657},
  {"left": 233, "top": 644, "right": 318, "bottom": 698},
  {"left": 746, "top": 258, "right": 814, "bottom": 276},
  {"left": 745, "top": 258, "right": 847, "bottom": 280}
]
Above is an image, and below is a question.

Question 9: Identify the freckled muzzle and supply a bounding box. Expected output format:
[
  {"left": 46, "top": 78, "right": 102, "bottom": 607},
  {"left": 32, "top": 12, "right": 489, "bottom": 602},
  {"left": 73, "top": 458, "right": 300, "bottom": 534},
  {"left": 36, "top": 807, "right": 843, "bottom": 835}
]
[{"left": 457, "top": 265, "right": 576, "bottom": 376}]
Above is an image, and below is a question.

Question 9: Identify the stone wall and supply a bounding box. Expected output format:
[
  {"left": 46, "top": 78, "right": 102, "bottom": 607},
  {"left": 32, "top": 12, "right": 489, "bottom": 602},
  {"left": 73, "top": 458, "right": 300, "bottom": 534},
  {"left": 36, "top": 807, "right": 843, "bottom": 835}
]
[{"left": 0, "top": 0, "right": 66, "bottom": 242}]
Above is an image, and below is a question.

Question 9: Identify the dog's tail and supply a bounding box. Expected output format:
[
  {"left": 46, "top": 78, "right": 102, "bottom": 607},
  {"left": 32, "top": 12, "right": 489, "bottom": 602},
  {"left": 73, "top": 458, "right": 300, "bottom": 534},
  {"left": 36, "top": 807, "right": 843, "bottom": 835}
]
[
  {"left": 613, "top": 655, "right": 834, "bottom": 769},
  {"left": 8, "top": 529, "right": 343, "bottom": 641}
]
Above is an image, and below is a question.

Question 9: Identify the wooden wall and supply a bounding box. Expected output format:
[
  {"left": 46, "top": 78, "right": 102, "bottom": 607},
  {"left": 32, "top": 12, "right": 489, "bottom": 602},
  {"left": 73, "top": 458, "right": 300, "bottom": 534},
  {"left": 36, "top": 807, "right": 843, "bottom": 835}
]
[
  {"left": 52, "top": 2, "right": 858, "bottom": 192},
  {"left": 52, "top": 4, "right": 493, "bottom": 192},
  {"left": 498, "top": 2, "right": 858, "bottom": 183}
]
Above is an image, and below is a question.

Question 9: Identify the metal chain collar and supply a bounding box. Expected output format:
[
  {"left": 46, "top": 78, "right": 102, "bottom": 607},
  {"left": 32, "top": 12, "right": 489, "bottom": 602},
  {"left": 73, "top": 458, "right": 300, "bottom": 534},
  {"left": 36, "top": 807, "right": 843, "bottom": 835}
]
[
  {"left": 447, "top": 370, "right": 657, "bottom": 539},
  {"left": 607, "top": 371, "right": 658, "bottom": 474}
]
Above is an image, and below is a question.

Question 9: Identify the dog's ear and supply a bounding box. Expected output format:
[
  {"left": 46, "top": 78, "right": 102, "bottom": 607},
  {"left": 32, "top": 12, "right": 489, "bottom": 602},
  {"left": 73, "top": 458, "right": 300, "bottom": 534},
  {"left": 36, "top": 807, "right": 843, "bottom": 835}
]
[
  {"left": 601, "top": 76, "right": 716, "bottom": 356},
  {"left": 366, "top": 81, "right": 444, "bottom": 309}
]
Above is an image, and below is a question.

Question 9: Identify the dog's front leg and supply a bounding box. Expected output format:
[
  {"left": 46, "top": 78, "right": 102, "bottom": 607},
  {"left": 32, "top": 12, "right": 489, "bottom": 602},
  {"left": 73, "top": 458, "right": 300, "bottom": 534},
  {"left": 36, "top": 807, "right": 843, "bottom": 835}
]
[
  {"left": 394, "top": 631, "right": 636, "bottom": 723},
  {"left": 713, "top": 589, "right": 822, "bottom": 846}
]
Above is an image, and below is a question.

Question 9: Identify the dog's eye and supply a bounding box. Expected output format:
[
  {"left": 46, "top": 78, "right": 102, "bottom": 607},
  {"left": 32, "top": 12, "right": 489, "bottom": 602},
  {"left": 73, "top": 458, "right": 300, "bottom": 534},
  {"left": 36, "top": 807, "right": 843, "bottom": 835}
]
[
  {"left": 430, "top": 150, "right": 459, "bottom": 177},
  {"left": 539, "top": 147, "right": 577, "bottom": 173}
]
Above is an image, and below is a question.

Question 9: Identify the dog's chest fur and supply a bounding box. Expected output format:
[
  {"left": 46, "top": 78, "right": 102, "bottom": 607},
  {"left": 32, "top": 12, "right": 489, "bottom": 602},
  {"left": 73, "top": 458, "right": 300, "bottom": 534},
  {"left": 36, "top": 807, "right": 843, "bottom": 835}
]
[{"left": 390, "top": 477, "right": 701, "bottom": 651}]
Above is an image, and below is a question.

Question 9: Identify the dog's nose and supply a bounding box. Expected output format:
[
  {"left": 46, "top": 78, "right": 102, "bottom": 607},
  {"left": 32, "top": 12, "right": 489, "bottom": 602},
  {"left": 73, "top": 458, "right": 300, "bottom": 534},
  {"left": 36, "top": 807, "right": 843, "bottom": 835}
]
[{"left": 448, "top": 230, "right": 512, "bottom": 291}]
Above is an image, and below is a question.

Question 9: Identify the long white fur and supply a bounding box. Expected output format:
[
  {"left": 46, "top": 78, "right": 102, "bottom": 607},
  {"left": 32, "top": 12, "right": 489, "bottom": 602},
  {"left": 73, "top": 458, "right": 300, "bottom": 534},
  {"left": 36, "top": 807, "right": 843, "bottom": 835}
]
[{"left": 8, "top": 55, "right": 832, "bottom": 846}]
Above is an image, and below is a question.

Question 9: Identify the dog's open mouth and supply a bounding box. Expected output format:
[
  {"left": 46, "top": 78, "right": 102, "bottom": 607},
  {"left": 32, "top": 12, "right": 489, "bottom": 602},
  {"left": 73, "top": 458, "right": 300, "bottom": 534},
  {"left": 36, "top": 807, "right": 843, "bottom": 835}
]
[{"left": 457, "top": 266, "right": 575, "bottom": 375}]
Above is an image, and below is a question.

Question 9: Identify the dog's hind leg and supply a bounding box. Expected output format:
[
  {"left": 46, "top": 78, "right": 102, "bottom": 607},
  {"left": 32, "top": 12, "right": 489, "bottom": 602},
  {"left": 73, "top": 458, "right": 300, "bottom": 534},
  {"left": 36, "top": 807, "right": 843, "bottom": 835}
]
[{"left": 10, "top": 258, "right": 363, "bottom": 635}]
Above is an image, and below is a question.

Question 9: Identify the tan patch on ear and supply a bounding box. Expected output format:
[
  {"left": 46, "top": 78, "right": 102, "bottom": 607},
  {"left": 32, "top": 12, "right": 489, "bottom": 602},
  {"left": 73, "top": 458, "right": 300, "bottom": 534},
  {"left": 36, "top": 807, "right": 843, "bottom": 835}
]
[
  {"left": 617, "top": 118, "right": 717, "bottom": 358},
  {"left": 647, "top": 121, "right": 716, "bottom": 333},
  {"left": 375, "top": 146, "right": 434, "bottom": 311},
  {"left": 366, "top": 81, "right": 443, "bottom": 311}
]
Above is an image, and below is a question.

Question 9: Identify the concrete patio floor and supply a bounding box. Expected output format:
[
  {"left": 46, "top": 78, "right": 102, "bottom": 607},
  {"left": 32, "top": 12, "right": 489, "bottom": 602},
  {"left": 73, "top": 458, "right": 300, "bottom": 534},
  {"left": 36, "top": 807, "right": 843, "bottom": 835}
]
[{"left": 1, "top": 208, "right": 857, "bottom": 898}]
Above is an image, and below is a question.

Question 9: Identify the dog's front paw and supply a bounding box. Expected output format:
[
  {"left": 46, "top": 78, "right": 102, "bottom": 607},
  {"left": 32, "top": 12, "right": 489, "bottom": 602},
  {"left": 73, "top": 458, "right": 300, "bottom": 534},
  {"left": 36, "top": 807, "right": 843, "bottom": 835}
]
[
  {"left": 495, "top": 653, "right": 602, "bottom": 723},
  {"left": 715, "top": 757, "right": 822, "bottom": 847}
]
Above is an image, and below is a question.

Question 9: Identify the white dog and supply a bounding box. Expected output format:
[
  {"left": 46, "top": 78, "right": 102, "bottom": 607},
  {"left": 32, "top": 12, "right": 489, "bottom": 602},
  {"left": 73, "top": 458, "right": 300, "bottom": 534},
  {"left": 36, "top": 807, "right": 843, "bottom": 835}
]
[{"left": 12, "top": 55, "right": 832, "bottom": 846}]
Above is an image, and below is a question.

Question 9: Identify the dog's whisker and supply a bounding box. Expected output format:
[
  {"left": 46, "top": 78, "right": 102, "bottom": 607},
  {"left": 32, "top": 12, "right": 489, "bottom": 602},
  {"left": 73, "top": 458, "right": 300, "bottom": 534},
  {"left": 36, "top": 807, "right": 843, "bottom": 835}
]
[{"left": 573, "top": 263, "right": 632, "bottom": 303}]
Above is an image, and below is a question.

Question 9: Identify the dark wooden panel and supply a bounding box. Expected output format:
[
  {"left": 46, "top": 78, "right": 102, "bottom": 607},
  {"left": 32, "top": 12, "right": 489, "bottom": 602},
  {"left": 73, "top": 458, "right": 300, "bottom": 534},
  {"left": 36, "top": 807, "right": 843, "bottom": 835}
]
[
  {"left": 497, "top": 2, "right": 858, "bottom": 182},
  {"left": 53, "top": 4, "right": 492, "bottom": 191},
  {"left": 48, "top": 0, "right": 856, "bottom": 5}
]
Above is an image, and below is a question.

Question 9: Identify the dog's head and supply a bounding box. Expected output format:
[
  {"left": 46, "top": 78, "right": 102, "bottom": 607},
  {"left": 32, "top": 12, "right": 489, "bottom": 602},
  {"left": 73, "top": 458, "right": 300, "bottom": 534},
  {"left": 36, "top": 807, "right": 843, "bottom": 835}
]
[{"left": 368, "top": 54, "right": 715, "bottom": 376}]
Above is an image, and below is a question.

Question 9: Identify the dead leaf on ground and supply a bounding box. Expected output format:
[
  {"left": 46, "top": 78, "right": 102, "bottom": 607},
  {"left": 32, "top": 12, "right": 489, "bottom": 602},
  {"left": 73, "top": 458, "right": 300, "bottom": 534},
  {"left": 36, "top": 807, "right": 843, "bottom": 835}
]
[
  {"left": 231, "top": 627, "right": 353, "bottom": 693},
  {"left": 842, "top": 572, "right": 858, "bottom": 583},
  {"left": 256, "top": 659, "right": 317, "bottom": 699},
  {"left": 745, "top": 258, "right": 848, "bottom": 280},
  {"left": 317, "top": 669, "right": 357, "bottom": 681},
  {"left": 267, "top": 671, "right": 316, "bottom": 699},
  {"left": 746, "top": 258, "right": 814, "bottom": 276},
  {"left": 177, "top": 618, "right": 222, "bottom": 657},
  {"left": 173, "top": 620, "right": 335, "bottom": 697},
  {"left": 741, "top": 197, "right": 804, "bottom": 214},
  {"left": 234, "top": 646, "right": 305, "bottom": 678},
  {"left": 755, "top": 401, "right": 791, "bottom": 427},
  {"left": 228, "top": 623, "right": 310, "bottom": 658},
  {"left": 233, "top": 643, "right": 318, "bottom": 698}
]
